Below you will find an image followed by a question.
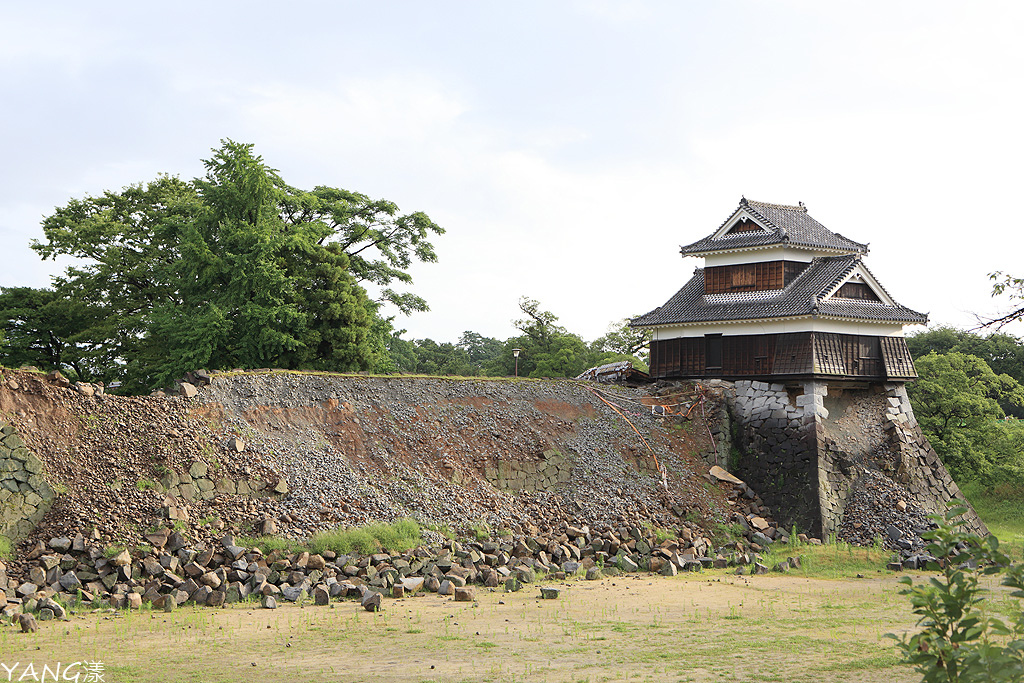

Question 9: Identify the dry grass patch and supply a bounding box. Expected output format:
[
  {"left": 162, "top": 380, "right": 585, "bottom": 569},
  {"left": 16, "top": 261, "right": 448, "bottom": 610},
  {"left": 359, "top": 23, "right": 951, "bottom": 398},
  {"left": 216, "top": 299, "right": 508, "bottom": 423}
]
[{"left": 0, "top": 571, "right": 920, "bottom": 683}]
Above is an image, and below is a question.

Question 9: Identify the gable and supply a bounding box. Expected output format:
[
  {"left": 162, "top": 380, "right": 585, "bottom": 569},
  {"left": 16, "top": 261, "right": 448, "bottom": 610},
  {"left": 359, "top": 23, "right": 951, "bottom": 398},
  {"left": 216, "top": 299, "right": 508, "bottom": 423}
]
[
  {"left": 680, "top": 198, "right": 870, "bottom": 257},
  {"left": 710, "top": 209, "right": 774, "bottom": 241},
  {"left": 725, "top": 216, "right": 766, "bottom": 235},
  {"left": 820, "top": 265, "right": 895, "bottom": 307}
]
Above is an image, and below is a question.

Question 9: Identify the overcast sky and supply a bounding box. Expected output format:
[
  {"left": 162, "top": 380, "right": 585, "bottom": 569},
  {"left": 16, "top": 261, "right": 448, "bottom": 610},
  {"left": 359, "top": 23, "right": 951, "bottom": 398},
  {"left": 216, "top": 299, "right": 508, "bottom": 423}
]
[{"left": 2, "top": 1, "right": 1023, "bottom": 343}]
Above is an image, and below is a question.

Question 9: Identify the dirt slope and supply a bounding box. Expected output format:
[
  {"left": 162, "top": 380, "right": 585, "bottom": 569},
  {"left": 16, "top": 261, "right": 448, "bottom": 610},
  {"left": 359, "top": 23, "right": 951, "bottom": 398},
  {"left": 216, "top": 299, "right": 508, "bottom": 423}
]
[{"left": 0, "top": 369, "right": 733, "bottom": 551}]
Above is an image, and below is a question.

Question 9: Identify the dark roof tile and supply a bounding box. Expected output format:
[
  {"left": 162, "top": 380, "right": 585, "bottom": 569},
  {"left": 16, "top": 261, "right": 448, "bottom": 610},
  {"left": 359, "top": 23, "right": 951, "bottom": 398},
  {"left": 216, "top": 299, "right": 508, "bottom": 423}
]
[
  {"left": 632, "top": 255, "right": 927, "bottom": 327},
  {"left": 680, "top": 198, "right": 869, "bottom": 255}
]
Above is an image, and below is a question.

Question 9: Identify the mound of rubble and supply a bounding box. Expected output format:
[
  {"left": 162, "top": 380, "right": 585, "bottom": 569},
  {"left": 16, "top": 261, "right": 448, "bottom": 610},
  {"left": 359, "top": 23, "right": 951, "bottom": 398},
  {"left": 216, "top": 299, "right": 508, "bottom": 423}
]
[
  {"left": 0, "top": 366, "right": 819, "bottom": 620},
  {"left": 1, "top": 503, "right": 802, "bottom": 621}
]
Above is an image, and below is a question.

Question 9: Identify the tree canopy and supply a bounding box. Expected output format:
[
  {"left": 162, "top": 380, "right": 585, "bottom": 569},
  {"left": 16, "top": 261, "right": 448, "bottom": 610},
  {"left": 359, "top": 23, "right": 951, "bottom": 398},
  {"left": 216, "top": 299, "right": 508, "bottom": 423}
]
[
  {"left": 20, "top": 140, "right": 444, "bottom": 391},
  {"left": 2, "top": 140, "right": 652, "bottom": 390},
  {"left": 907, "top": 351, "right": 1024, "bottom": 481},
  {"left": 907, "top": 327, "right": 1024, "bottom": 417}
]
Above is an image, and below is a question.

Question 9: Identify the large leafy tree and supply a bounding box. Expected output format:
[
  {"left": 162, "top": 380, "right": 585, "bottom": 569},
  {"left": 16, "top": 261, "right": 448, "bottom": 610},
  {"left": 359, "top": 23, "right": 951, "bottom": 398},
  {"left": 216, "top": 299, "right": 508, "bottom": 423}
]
[
  {"left": 908, "top": 352, "right": 1024, "bottom": 481},
  {"left": 907, "top": 327, "right": 1024, "bottom": 417},
  {"left": 591, "top": 317, "right": 651, "bottom": 367},
  {"left": 30, "top": 140, "right": 443, "bottom": 391}
]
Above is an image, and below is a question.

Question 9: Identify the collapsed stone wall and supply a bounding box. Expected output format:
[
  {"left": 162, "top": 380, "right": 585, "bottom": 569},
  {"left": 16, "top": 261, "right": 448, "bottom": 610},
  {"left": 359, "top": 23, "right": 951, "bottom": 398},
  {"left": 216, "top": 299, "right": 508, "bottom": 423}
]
[
  {"left": 0, "top": 421, "right": 53, "bottom": 543},
  {"left": 725, "top": 379, "right": 986, "bottom": 542},
  {"left": 0, "top": 369, "right": 723, "bottom": 555}
]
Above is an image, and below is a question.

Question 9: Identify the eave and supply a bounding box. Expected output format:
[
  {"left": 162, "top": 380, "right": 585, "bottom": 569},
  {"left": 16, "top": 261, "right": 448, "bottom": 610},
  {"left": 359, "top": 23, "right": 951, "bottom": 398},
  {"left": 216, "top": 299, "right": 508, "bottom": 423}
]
[{"left": 679, "top": 243, "right": 862, "bottom": 258}]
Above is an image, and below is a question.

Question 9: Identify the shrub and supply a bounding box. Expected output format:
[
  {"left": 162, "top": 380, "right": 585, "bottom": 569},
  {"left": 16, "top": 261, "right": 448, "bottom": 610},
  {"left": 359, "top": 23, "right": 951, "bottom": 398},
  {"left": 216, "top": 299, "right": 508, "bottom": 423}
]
[{"left": 888, "top": 501, "right": 1024, "bottom": 682}]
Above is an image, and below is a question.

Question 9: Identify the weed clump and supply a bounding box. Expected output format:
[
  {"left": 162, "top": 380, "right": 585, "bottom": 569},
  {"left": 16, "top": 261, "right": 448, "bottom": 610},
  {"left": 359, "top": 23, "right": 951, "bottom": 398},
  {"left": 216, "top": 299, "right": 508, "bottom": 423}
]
[{"left": 242, "top": 518, "right": 423, "bottom": 557}]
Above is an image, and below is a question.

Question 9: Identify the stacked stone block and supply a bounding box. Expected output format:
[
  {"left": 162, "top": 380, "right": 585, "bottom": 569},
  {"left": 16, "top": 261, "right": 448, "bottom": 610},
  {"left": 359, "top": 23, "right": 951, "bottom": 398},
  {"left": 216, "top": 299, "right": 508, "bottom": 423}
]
[
  {"left": 729, "top": 381, "right": 820, "bottom": 535},
  {"left": 882, "top": 383, "right": 987, "bottom": 536},
  {"left": 157, "top": 461, "right": 279, "bottom": 502},
  {"left": 0, "top": 421, "right": 54, "bottom": 543},
  {"left": 484, "top": 449, "right": 573, "bottom": 492},
  {"left": 725, "top": 379, "right": 986, "bottom": 540}
]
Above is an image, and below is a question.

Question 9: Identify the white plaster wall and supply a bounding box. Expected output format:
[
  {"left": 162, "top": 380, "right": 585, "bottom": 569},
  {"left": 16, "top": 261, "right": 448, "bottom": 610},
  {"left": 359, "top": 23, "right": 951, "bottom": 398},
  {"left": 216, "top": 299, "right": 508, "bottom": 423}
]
[
  {"left": 702, "top": 247, "right": 818, "bottom": 267},
  {"left": 650, "top": 318, "right": 906, "bottom": 339}
]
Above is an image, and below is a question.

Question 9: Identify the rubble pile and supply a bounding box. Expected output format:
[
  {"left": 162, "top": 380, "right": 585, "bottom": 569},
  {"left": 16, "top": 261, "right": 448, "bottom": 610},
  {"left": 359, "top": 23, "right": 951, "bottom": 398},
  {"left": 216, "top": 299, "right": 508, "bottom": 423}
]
[
  {"left": 0, "top": 511, "right": 802, "bottom": 620},
  {"left": 838, "top": 467, "right": 939, "bottom": 570}
]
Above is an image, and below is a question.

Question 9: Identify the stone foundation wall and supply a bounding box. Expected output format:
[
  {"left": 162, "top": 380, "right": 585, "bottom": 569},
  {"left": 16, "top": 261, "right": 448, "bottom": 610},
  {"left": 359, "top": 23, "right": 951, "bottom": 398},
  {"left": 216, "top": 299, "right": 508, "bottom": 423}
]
[
  {"left": 883, "top": 384, "right": 987, "bottom": 535},
  {"left": 725, "top": 379, "right": 986, "bottom": 539},
  {"left": 728, "top": 380, "right": 822, "bottom": 535},
  {"left": 157, "top": 461, "right": 284, "bottom": 502},
  {"left": 0, "top": 421, "right": 54, "bottom": 542}
]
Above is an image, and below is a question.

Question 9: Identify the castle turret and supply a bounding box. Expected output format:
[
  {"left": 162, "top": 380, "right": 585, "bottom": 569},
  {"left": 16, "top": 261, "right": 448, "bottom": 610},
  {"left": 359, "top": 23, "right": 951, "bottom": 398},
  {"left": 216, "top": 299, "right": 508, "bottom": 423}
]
[{"left": 632, "top": 198, "right": 925, "bottom": 381}]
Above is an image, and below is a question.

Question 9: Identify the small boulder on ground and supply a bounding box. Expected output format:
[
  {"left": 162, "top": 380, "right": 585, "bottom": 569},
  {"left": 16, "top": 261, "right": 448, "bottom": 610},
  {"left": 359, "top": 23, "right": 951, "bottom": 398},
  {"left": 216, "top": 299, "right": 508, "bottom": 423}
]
[
  {"left": 19, "top": 613, "right": 38, "bottom": 633},
  {"left": 361, "top": 591, "right": 382, "bottom": 612}
]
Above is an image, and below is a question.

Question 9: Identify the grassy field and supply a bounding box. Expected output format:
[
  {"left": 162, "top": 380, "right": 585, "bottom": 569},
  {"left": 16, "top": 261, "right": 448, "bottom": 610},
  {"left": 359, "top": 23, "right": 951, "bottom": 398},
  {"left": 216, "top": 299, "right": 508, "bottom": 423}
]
[
  {"left": 0, "top": 547, "right": 921, "bottom": 683},
  {"left": 962, "top": 479, "right": 1024, "bottom": 557}
]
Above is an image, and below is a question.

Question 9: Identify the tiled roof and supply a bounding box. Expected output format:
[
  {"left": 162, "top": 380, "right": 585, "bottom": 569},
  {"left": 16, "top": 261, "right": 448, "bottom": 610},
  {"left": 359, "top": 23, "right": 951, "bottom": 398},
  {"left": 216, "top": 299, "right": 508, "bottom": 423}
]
[
  {"left": 631, "top": 255, "right": 928, "bottom": 327},
  {"left": 679, "top": 198, "right": 869, "bottom": 255}
]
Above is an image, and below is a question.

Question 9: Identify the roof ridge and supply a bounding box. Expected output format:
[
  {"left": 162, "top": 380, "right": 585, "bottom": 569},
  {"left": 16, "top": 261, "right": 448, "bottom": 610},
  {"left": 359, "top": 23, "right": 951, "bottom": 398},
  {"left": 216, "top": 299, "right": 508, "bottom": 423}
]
[{"left": 746, "top": 198, "right": 807, "bottom": 213}]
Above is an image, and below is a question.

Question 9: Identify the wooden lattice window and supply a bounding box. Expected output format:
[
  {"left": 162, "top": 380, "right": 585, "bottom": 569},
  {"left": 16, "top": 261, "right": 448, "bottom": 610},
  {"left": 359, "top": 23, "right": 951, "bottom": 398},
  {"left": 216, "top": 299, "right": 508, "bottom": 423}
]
[
  {"left": 727, "top": 218, "right": 762, "bottom": 234},
  {"left": 835, "top": 282, "right": 880, "bottom": 301},
  {"left": 705, "top": 261, "right": 786, "bottom": 294}
]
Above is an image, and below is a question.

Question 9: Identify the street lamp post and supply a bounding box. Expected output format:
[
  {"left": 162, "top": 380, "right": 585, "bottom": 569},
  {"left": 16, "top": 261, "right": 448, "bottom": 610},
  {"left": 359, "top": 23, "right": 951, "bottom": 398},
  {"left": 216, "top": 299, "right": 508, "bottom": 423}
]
[{"left": 512, "top": 348, "right": 522, "bottom": 378}]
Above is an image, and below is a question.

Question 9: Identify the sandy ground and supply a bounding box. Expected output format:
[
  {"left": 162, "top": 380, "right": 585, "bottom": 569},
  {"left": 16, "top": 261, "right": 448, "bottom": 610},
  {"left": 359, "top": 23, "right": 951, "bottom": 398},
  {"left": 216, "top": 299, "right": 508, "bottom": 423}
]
[{"left": 0, "top": 572, "right": 920, "bottom": 683}]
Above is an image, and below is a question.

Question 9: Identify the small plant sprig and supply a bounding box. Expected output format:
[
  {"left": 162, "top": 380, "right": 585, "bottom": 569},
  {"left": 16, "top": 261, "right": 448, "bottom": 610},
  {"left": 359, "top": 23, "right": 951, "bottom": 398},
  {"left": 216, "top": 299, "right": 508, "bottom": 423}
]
[{"left": 888, "top": 500, "right": 1024, "bottom": 682}]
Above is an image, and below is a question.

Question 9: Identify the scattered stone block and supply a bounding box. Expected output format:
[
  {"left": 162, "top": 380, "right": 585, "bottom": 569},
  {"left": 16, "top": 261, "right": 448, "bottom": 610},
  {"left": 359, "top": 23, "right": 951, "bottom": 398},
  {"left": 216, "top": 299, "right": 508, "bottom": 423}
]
[
  {"left": 539, "top": 587, "right": 560, "bottom": 600},
  {"left": 19, "top": 613, "right": 38, "bottom": 633},
  {"left": 361, "top": 591, "right": 382, "bottom": 612}
]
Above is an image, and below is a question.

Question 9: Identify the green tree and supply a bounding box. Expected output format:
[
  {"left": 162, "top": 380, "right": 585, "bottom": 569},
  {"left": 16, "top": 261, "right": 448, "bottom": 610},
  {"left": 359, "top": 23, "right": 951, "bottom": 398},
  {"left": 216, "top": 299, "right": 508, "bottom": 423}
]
[
  {"left": 485, "top": 297, "right": 593, "bottom": 378},
  {"left": 456, "top": 331, "right": 504, "bottom": 373},
  {"left": 592, "top": 317, "right": 652, "bottom": 364},
  {"left": 31, "top": 140, "right": 442, "bottom": 391},
  {"left": 908, "top": 352, "right": 1024, "bottom": 480},
  {"left": 908, "top": 327, "right": 1024, "bottom": 416},
  {"left": 0, "top": 287, "right": 102, "bottom": 379}
]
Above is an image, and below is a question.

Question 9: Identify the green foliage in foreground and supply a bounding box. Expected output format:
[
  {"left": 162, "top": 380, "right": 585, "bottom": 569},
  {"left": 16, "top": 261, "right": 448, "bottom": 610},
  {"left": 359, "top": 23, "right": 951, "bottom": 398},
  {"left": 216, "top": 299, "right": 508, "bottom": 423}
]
[
  {"left": 889, "top": 502, "right": 1024, "bottom": 682},
  {"left": 240, "top": 518, "right": 422, "bottom": 557}
]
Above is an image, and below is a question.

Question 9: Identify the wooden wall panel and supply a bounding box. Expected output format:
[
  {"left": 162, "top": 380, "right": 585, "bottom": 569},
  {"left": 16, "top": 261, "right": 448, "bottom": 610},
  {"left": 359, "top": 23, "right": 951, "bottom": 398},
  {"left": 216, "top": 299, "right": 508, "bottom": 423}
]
[
  {"left": 648, "top": 333, "right": 907, "bottom": 380},
  {"left": 835, "top": 282, "right": 880, "bottom": 301},
  {"left": 773, "top": 332, "right": 813, "bottom": 375},
  {"left": 784, "top": 261, "right": 809, "bottom": 285},
  {"left": 705, "top": 261, "right": 785, "bottom": 294},
  {"left": 881, "top": 337, "right": 918, "bottom": 379}
]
